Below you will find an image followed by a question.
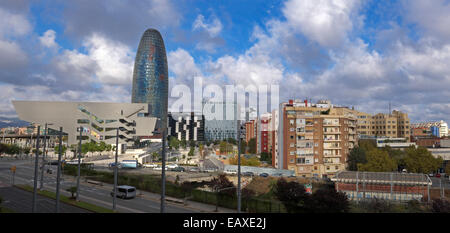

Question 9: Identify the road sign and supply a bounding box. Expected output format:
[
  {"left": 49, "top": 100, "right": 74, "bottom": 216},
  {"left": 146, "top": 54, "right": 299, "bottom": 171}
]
[{"left": 10, "top": 166, "right": 16, "bottom": 173}]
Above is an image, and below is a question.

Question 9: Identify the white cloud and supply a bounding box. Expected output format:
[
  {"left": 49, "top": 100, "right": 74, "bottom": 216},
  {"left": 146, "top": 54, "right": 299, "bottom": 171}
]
[
  {"left": 0, "top": 40, "right": 27, "bottom": 69},
  {"left": 168, "top": 48, "right": 202, "bottom": 83},
  {"left": 193, "top": 14, "right": 223, "bottom": 37},
  {"left": 39, "top": 29, "right": 58, "bottom": 49},
  {"left": 282, "top": 0, "right": 361, "bottom": 47},
  {"left": 82, "top": 33, "right": 134, "bottom": 85},
  {"left": 403, "top": 0, "right": 450, "bottom": 42},
  {"left": 0, "top": 7, "right": 31, "bottom": 38}
]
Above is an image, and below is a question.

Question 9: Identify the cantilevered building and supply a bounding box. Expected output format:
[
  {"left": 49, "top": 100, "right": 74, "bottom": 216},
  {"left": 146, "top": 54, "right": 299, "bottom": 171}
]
[
  {"left": 131, "top": 29, "right": 168, "bottom": 132},
  {"left": 13, "top": 101, "right": 157, "bottom": 150}
]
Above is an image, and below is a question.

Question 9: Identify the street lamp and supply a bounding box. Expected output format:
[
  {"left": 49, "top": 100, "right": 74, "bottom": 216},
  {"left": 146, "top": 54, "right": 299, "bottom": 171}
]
[
  {"left": 152, "top": 119, "right": 167, "bottom": 213},
  {"left": 40, "top": 123, "right": 53, "bottom": 190}
]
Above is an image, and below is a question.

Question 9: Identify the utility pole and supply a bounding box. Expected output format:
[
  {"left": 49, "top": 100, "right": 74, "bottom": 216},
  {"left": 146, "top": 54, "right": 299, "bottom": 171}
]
[
  {"left": 55, "top": 127, "right": 63, "bottom": 213},
  {"left": 76, "top": 128, "right": 82, "bottom": 201},
  {"left": 113, "top": 128, "right": 119, "bottom": 211},
  {"left": 161, "top": 127, "right": 166, "bottom": 213},
  {"left": 32, "top": 125, "right": 40, "bottom": 213},
  {"left": 39, "top": 123, "right": 48, "bottom": 190},
  {"left": 237, "top": 124, "right": 241, "bottom": 213}
]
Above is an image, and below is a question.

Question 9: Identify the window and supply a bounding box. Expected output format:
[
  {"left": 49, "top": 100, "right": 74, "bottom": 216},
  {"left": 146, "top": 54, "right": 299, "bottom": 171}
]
[{"left": 77, "top": 119, "right": 89, "bottom": 124}]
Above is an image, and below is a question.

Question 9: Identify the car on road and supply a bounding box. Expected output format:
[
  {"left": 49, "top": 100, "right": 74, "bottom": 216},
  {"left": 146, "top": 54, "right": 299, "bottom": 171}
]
[
  {"left": 167, "top": 164, "right": 179, "bottom": 169},
  {"left": 154, "top": 166, "right": 167, "bottom": 171},
  {"left": 272, "top": 173, "right": 283, "bottom": 177},
  {"left": 436, "top": 173, "right": 441, "bottom": 178},
  {"left": 224, "top": 170, "right": 237, "bottom": 175},
  {"left": 109, "top": 162, "right": 122, "bottom": 169},
  {"left": 429, "top": 173, "right": 434, "bottom": 177},
  {"left": 188, "top": 167, "right": 200, "bottom": 172},
  {"left": 242, "top": 171, "right": 254, "bottom": 177},
  {"left": 143, "top": 163, "right": 157, "bottom": 168},
  {"left": 259, "top": 173, "right": 269, "bottom": 177},
  {"left": 47, "top": 160, "right": 60, "bottom": 165},
  {"left": 204, "top": 168, "right": 217, "bottom": 173},
  {"left": 171, "top": 167, "right": 185, "bottom": 172},
  {"left": 110, "top": 185, "right": 136, "bottom": 199}
]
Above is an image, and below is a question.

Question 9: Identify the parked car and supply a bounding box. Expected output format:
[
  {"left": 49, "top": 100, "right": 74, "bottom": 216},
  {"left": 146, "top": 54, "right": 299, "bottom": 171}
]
[
  {"left": 272, "top": 173, "right": 283, "bottom": 177},
  {"left": 242, "top": 171, "right": 254, "bottom": 177},
  {"left": 171, "top": 167, "right": 185, "bottom": 172},
  {"left": 109, "top": 162, "right": 122, "bottom": 169},
  {"left": 167, "top": 164, "right": 179, "bottom": 169},
  {"left": 189, "top": 167, "right": 200, "bottom": 172},
  {"left": 110, "top": 185, "right": 136, "bottom": 199},
  {"left": 429, "top": 173, "right": 434, "bottom": 177},
  {"left": 153, "top": 166, "right": 167, "bottom": 171},
  {"left": 435, "top": 173, "right": 441, "bottom": 178},
  {"left": 224, "top": 170, "right": 237, "bottom": 175},
  {"left": 204, "top": 168, "right": 217, "bottom": 173},
  {"left": 259, "top": 173, "right": 269, "bottom": 177},
  {"left": 143, "top": 163, "right": 157, "bottom": 168}
]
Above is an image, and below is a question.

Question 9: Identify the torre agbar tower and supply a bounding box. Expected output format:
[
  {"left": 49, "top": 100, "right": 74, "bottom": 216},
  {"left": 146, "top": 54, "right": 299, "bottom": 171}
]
[{"left": 131, "top": 29, "right": 168, "bottom": 133}]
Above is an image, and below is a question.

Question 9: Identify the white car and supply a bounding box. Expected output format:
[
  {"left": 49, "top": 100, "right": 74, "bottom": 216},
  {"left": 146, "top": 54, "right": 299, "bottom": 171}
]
[
  {"left": 167, "top": 164, "right": 178, "bottom": 169},
  {"left": 224, "top": 170, "right": 237, "bottom": 175},
  {"left": 143, "top": 163, "right": 157, "bottom": 168},
  {"left": 154, "top": 166, "right": 168, "bottom": 170}
]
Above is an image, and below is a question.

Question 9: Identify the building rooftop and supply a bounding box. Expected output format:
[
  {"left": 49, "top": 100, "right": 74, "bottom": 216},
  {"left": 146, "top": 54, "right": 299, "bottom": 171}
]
[{"left": 331, "top": 171, "right": 431, "bottom": 185}]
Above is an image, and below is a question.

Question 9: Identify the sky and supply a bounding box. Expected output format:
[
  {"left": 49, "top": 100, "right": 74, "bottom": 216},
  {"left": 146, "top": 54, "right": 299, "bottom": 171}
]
[{"left": 0, "top": 0, "right": 450, "bottom": 124}]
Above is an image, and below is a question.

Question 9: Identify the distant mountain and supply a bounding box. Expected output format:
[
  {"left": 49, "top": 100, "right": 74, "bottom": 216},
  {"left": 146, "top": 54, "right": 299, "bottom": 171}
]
[{"left": 0, "top": 117, "right": 30, "bottom": 128}]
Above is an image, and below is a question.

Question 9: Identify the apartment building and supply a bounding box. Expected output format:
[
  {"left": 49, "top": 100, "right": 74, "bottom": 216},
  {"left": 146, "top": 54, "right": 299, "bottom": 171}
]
[
  {"left": 354, "top": 110, "right": 411, "bottom": 142},
  {"left": 279, "top": 99, "right": 357, "bottom": 178}
]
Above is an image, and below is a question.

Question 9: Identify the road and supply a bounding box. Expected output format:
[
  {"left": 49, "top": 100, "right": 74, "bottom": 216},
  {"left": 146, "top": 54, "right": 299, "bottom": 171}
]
[{"left": 0, "top": 159, "right": 233, "bottom": 213}]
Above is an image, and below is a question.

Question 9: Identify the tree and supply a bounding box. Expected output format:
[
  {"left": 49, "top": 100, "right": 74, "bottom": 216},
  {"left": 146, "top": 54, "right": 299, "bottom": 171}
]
[
  {"left": 431, "top": 198, "right": 450, "bottom": 213},
  {"left": 403, "top": 146, "right": 443, "bottom": 174},
  {"left": 54, "top": 145, "right": 67, "bottom": 155},
  {"left": 199, "top": 143, "right": 204, "bottom": 159},
  {"left": 260, "top": 152, "right": 272, "bottom": 164},
  {"left": 169, "top": 136, "right": 180, "bottom": 150},
  {"left": 229, "top": 155, "right": 261, "bottom": 166},
  {"left": 188, "top": 147, "right": 195, "bottom": 157},
  {"left": 248, "top": 138, "right": 257, "bottom": 154},
  {"left": 273, "top": 178, "right": 309, "bottom": 213},
  {"left": 219, "top": 141, "right": 229, "bottom": 154},
  {"left": 347, "top": 147, "right": 367, "bottom": 171},
  {"left": 358, "top": 149, "right": 397, "bottom": 172},
  {"left": 304, "top": 184, "right": 350, "bottom": 213},
  {"left": 210, "top": 174, "right": 236, "bottom": 195},
  {"left": 180, "top": 139, "right": 187, "bottom": 149},
  {"left": 66, "top": 186, "right": 77, "bottom": 199},
  {"left": 240, "top": 140, "right": 247, "bottom": 153}
]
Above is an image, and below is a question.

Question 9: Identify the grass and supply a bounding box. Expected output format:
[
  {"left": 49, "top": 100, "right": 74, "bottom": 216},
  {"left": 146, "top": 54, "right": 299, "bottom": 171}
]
[{"left": 15, "top": 184, "right": 115, "bottom": 213}]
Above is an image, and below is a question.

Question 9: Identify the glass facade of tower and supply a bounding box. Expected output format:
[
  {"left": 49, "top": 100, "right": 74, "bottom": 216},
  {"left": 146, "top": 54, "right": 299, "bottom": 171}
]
[{"left": 131, "top": 29, "right": 168, "bottom": 131}]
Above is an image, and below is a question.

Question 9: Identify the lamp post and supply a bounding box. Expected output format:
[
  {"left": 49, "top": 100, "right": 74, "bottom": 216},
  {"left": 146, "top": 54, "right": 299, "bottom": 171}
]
[
  {"left": 31, "top": 125, "right": 40, "bottom": 213},
  {"left": 113, "top": 127, "right": 119, "bottom": 211},
  {"left": 39, "top": 123, "right": 53, "bottom": 190},
  {"left": 76, "top": 127, "right": 83, "bottom": 201},
  {"left": 55, "top": 127, "right": 63, "bottom": 213},
  {"left": 152, "top": 119, "right": 166, "bottom": 213}
]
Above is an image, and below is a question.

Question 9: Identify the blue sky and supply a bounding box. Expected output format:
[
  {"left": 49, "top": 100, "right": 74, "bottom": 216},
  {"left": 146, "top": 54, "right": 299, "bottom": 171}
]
[{"left": 0, "top": 0, "right": 450, "bottom": 125}]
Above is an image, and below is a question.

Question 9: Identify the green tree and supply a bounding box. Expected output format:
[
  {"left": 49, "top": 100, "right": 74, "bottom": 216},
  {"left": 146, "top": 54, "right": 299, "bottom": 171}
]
[
  {"left": 180, "top": 139, "right": 187, "bottom": 149},
  {"left": 169, "top": 136, "right": 180, "bottom": 150},
  {"left": 66, "top": 186, "right": 77, "bottom": 199},
  {"left": 240, "top": 140, "right": 247, "bottom": 153},
  {"left": 273, "top": 178, "right": 310, "bottom": 213},
  {"left": 403, "top": 146, "right": 442, "bottom": 174},
  {"left": 304, "top": 183, "right": 350, "bottom": 213},
  {"left": 347, "top": 147, "right": 367, "bottom": 171},
  {"left": 260, "top": 152, "right": 272, "bottom": 164},
  {"left": 54, "top": 145, "right": 67, "bottom": 155},
  {"left": 189, "top": 140, "right": 196, "bottom": 148},
  {"left": 358, "top": 149, "right": 397, "bottom": 172},
  {"left": 219, "top": 141, "right": 228, "bottom": 154},
  {"left": 247, "top": 138, "right": 257, "bottom": 154},
  {"left": 188, "top": 147, "right": 194, "bottom": 157}
]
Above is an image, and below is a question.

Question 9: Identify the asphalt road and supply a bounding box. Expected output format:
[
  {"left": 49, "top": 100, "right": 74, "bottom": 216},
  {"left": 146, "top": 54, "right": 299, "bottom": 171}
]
[
  {"left": 0, "top": 159, "right": 206, "bottom": 213},
  {"left": 0, "top": 186, "right": 91, "bottom": 213}
]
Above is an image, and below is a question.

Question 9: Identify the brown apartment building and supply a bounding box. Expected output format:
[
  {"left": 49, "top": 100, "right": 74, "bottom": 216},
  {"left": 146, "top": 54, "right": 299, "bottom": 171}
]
[
  {"left": 354, "top": 110, "right": 411, "bottom": 142},
  {"left": 279, "top": 100, "right": 357, "bottom": 178}
]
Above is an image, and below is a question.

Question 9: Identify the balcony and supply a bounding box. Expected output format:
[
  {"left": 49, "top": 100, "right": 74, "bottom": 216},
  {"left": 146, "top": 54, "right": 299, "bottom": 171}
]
[{"left": 323, "top": 130, "right": 340, "bottom": 134}]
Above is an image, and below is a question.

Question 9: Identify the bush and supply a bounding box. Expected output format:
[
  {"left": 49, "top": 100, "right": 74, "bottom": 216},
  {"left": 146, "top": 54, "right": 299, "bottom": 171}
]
[
  {"left": 431, "top": 198, "right": 450, "bottom": 213},
  {"left": 66, "top": 187, "right": 77, "bottom": 199}
]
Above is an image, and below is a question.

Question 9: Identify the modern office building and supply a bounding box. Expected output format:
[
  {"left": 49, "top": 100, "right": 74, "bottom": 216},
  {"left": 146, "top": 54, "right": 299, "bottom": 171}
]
[
  {"left": 203, "top": 101, "right": 240, "bottom": 141},
  {"left": 12, "top": 101, "right": 157, "bottom": 151},
  {"left": 278, "top": 99, "right": 357, "bottom": 178},
  {"left": 168, "top": 112, "right": 205, "bottom": 141},
  {"left": 411, "top": 121, "right": 448, "bottom": 138},
  {"left": 131, "top": 29, "right": 168, "bottom": 132}
]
